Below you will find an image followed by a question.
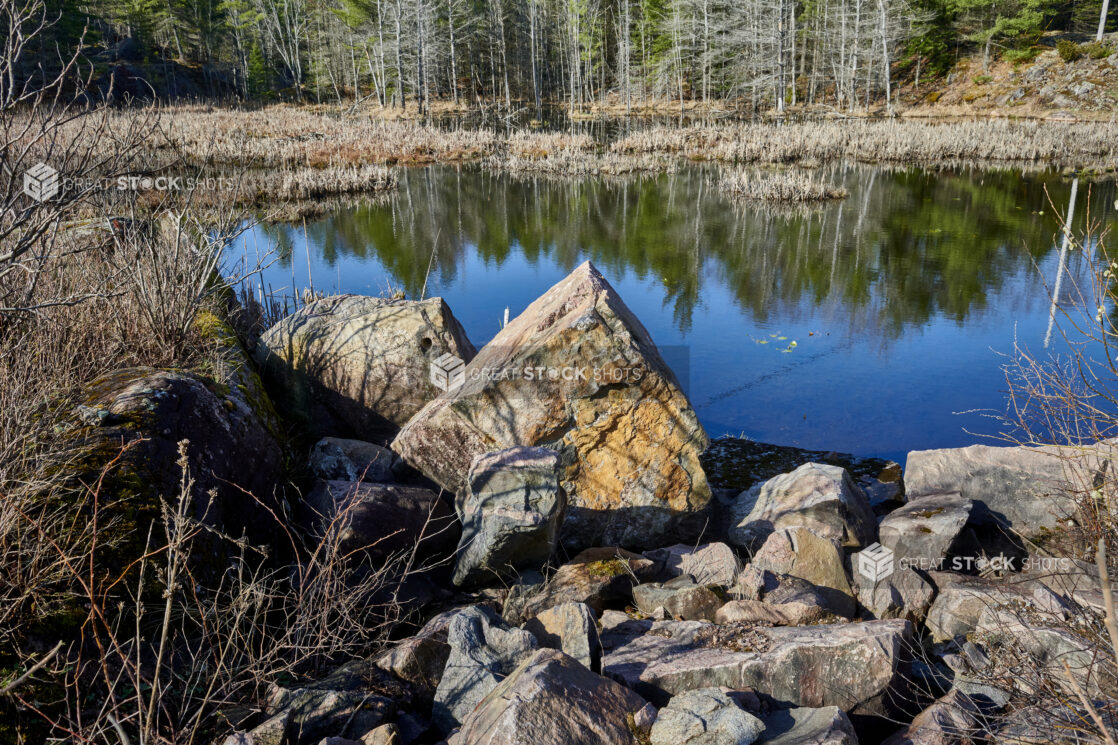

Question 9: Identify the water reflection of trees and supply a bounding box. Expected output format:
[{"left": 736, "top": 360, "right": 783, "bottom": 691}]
[{"left": 259, "top": 163, "right": 1116, "bottom": 337}]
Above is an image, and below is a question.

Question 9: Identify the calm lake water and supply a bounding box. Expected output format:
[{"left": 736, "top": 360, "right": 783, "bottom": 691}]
[{"left": 238, "top": 163, "right": 1118, "bottom": 463}]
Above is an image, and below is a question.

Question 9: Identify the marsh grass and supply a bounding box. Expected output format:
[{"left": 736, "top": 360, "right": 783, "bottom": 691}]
[{"left": 612, "top": 119, "right": 1118, "bottom": 167}]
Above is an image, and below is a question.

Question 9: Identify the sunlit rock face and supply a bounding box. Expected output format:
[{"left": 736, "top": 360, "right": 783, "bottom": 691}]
[
  {"left": 393, "top": 261, "right": 711, "bottom": 551},
  {"left": 255, "top": 294, "right": 476, "bottom": 443}
]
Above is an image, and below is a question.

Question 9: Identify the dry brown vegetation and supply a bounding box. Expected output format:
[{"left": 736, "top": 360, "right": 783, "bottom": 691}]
[{"left": 612, "top": 119, "right": 1118, "bottom": 167}]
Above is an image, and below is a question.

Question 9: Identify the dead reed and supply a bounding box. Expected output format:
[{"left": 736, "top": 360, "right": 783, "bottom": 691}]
[
  {"left": 612, "top": 119, "right": 1118, "bottom": 167},
  {"left": 721, "top": 169, "right": 848, "bottom": 202}
]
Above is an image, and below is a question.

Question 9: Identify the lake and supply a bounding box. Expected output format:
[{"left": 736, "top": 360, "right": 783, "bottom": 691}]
[{"left": 237, "top": 162, "right": 1118, "bottom": 464}]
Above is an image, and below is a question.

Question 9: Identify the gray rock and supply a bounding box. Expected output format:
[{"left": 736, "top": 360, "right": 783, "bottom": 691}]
[
  {"left": 231, "top": 712, "right": 288, "bottom": 745},
  {"left": 523, "top": 601, "right": 602, "bottom": 672},
  {"left": 904, "top": 442, "right": 1118, "bottom": 540},
  {"left": 393, "top": 261, "right": 711, "bottom": 551},
  {"left": 925, "top": 572, "right": 1035, "bottom": 642},
  {"left": 644, "top": 542, "right": 740, "bottom": 586},
  {"left": 432, "top": 606, "right": 539, "bottom": 733},
  {"left": 448, "top": 648, "right": 648, "bottom": 745},
  {"left": 700, "top": 437, "right": 903, "bottom": 507},
  {"left": 727, "top": 464, "right": 875, "bottom": 551},
  {"left": 267, "top": 661, "right": 401, "bottom": 744},
  {"left": 716, "top": 575, "right": 849, "bottom": 626},
  {"left": 256, "top": 294, "right": 476, "bottom": 441},
  {"left": 634, "top": 575, "right": 726, "bottom": 621},
  {"left": 758, "top": 707, "right": 857, "bottom": 745},
  {"left": 881, "top": 689, "right": 980, "bottom": 745},
  {"left": 854, "top": 567, "right": 935, "bottom": 621},
  {"left": 309, "top": 437, "right": 398, "bottom": 482},
  {"left": 649, "top": 688, "right": 765, "bottom": 745},
  {"left": 374, "top": 622, "right": 451, "bottom": 698},
  {"left": 602, "top": 619, "right": 911, "bottom": 714},
  {"left": 303, "top": 480, "right": 458, "bottom": 562},
  {"left": 878, "top": 493, "right": 972, "bottom": 567},
  {"left": 749, "top": 527, "right": 856, "bottom": 617},
  {"left": 453, "top": 447, "right": 566, "bottom": 587}
]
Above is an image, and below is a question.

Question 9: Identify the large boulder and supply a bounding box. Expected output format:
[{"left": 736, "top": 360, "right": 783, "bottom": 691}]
[
  {"left": 758, "top": 707, "right": 858, "bottom": 745},
  {"left": 255, "top": 294, "right": 475, "bottom": 442},
  {"left": 448, "top": 648, "right": 648, "bottom": 745},
  {"left": 392, "top": 262, "right": 711, "bottom": 551},
  {"left": 453, "top": 447, "right": 566, "bottom": 587},
  {"left": 726, "top": 463, "right": 875, "bottom": 552},
  {"left": 66, "top": 337, "right": 283, "bottom": 560},
  {"left": 749, "top": 528, "right": 856, "bottom": 617},
  {"left": 303, "top": 480, "right": 458, "bottom": 563},
  {"left": 432, "top": 606, "right": 539, "bottom": 733},
  {"left": 878, "top": 493, "right": 972, "bottom": 567},
  {"left": 903, "top": 442, "right": 1117, "bottom": 541},
  {"left": 650, "top": 688, "right": 766, "bottom": 745},
  {"left": 602, "top": 619, "right": 912, "bottom": 714},
  {"left": 523, "top": 601, "right": 603, "bottom": 672}
]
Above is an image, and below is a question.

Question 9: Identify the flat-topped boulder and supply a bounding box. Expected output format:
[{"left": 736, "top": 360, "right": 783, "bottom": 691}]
[
  {"left": 392, "top": 261, "right": 711, "bottom": 551},
  {"left": 256, "top": 294, "right": 475, "bottom": 442},
  {"left": 904, "top": 442, "right": 1118, "bottom": 540},
  {"left": 878, "top": 493, "right": 972, "bottom": 565},
  {"left": 602, "top": 619, "right": 912, "bottom": 714}
]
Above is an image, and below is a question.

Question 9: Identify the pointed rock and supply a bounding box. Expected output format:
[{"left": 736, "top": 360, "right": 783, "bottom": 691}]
[{"left": 392, "top": 261, "right": 710, "bottom": 550}]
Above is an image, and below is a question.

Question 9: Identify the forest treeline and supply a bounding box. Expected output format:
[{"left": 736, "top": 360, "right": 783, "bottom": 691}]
[{"left": 22, "top": 0, "right": 1118, "bottom": 111}]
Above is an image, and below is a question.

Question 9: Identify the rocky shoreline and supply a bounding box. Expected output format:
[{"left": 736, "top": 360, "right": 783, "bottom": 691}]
[{"left": 69, "top": 261, "right": 1115, "bottom": 745}]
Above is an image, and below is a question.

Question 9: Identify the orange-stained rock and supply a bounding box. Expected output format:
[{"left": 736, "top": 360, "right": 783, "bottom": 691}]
[{"left": 392, "top": 261, "right": 710, "bottom": 550}]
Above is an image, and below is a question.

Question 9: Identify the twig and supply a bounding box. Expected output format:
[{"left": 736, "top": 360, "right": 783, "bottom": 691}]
[{"left": 0, "top": 641, "right": 63, "bottom": 696}]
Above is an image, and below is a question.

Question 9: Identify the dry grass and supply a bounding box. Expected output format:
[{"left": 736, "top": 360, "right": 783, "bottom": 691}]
[
  {"left": 612, "top": 119, "right": 1118, "bottom": 167},
  {"left": 721, "top": 169, "right": 848, "bottom": 202},
  {"left": 116, "top": 104, "right": 499, "bottom": 169}
]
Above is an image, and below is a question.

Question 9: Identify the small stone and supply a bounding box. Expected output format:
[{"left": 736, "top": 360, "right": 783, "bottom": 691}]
[{"left": 633, "top": 575, "right": 725, "bottom": 621}]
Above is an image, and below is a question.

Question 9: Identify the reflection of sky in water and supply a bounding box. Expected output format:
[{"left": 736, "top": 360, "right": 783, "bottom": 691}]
[{"left": 235, "top": 164, "right": 1118, "bottom": 463}]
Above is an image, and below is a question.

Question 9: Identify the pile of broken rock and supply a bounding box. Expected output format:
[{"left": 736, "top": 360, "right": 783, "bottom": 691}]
[{"left": 105, "top": 261, "right": 1111, "bottom": 745}]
